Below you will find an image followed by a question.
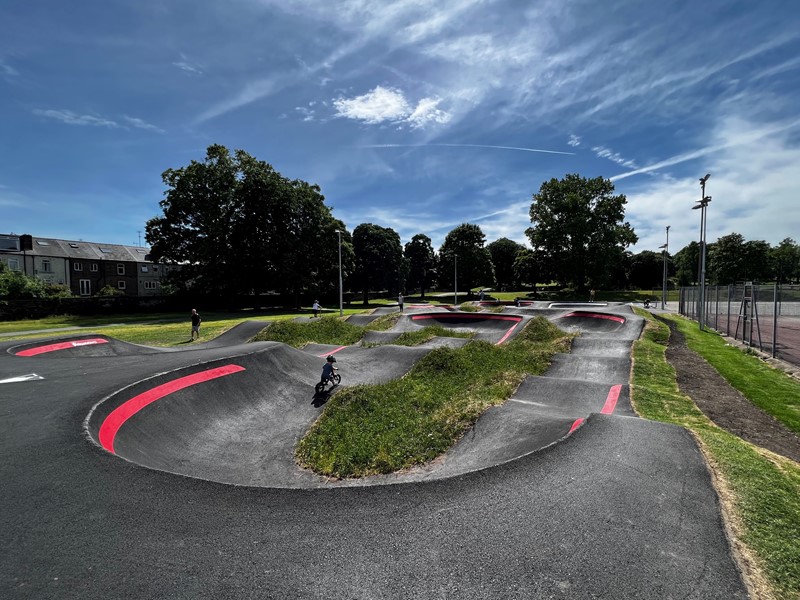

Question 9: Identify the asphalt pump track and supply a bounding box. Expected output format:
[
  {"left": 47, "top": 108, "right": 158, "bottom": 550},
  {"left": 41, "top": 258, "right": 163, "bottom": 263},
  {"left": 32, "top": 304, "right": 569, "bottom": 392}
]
[{"left": 0, "top": 306, "right": 749, "bottom": 598}]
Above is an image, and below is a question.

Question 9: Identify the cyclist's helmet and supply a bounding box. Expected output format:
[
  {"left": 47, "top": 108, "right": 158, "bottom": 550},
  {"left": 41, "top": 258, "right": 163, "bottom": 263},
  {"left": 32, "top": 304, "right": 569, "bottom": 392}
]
[{"left": 326, "top": 355, "right": 336, "bottom": 363}]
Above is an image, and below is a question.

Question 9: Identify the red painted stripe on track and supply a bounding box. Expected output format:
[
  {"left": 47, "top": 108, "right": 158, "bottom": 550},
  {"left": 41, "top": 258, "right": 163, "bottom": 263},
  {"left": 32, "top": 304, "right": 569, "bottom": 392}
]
[
  {"left": 17, "top": 338, "right": 109, "bottom": 356},
  {"left": 411, "top": 313, "right": 523, "bottom": 345},
  {"left": 569, "top": 418, "right": 584, "bottom": 434},
  {"left": 411, "top": 313, "right": 522, "bottom": 322},
  {"left": 568, "top": 384, "right": 621, "bottom": 437},
  {"left": 601, "top": 384, "right": 622, "bottom": 414},
  {"left": 318, "top": 346, "right": 347, "bottom": 357},
  {"left": 562, "top": 312, "right": 625, "bottom": 323},
  {"left": 98, "top": 364, "right": 246, "bottom": 454}
]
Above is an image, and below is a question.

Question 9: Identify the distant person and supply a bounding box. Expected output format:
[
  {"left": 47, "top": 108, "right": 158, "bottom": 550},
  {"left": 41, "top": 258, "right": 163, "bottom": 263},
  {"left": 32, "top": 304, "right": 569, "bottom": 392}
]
[
  {"left": 398, "top": 293, "right": 404, "bottom": 312},
  {"left": 190, "top": 308, "right": 202, "bottom": 341},
  {"left": 312, "top": 300, "right": 321, "bottom": 318},
  {"left": 589, "top": 288, "right": 596, "bottom": 302},
  {"left": 479, "top": 289, "right": 485, "bottom": 302}
]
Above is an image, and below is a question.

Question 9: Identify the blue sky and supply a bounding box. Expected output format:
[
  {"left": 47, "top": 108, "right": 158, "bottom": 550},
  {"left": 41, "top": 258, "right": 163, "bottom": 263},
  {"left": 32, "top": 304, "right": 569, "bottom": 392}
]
[{"left": 2, "top": 0, "right": 799, "bottom": 256}]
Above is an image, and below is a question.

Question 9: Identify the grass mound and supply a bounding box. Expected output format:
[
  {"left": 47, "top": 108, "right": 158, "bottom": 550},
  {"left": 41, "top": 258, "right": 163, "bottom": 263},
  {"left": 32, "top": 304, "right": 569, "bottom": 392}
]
[{"left": 296, "top": 316, "right": 571, "bottom": 477}]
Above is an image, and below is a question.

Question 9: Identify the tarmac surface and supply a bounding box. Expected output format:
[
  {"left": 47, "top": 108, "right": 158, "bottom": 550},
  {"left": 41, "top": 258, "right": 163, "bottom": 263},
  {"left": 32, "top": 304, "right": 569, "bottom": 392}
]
[{"left": 0, "top": 304, "right": 749, "bottom": 599}]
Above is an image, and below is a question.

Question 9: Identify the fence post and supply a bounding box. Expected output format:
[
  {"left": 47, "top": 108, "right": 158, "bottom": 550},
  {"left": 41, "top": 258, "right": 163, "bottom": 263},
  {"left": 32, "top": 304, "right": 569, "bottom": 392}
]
[{"left": 772, "top": 282, "right": 778, "bottom": 359}]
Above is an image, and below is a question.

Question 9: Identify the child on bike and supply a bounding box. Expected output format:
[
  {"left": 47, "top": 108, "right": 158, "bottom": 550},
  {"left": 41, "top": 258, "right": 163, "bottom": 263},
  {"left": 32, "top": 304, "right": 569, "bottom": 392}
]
[{"left": 321, "top": 355, "right": 338, "bottom": 384}]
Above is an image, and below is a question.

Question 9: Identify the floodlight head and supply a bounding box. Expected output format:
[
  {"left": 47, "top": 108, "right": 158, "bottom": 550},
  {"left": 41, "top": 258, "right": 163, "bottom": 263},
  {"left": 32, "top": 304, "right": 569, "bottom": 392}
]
[
  {"left": 692, "top": 204, "right": 702, "bottom": 210},
  {"left": 700, "top": 173, "right": 711, "bottom": 183}
]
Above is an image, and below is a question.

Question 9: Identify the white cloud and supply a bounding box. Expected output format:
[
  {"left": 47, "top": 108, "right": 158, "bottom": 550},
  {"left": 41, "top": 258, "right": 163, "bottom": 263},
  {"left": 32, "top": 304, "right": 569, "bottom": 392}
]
[
  {"left": 123, "top": 116, "right": 165, "bottom": 133},
  {"left": 624, "top": 116, "right": 800, "bottom": 253},
  {"left": 568, "top": 135, "right": 581, "bottom": 147},
  {"left": 333, "top": 86, "right": 451, "bottom": 129},
  {"left": 172, "top": 54, "right": 203, "bottom": 75},
  {"left": 33, "top": 109, "right": 119, "bottom": 128},
  {"left": 593, "top": 146, "right": 639, "bottom": 170}
]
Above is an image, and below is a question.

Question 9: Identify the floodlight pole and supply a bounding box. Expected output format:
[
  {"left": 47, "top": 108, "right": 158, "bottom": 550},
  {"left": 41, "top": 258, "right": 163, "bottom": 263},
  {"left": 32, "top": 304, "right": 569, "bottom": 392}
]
[
  {"left": 661, "top": 225, "right": 670, "bottom": 309},
  {"left": 693, "top": 174, "right": 712, "bottom": 330},
  {"left": 336, "top": 230, "right": 343, "bottom": 317}
]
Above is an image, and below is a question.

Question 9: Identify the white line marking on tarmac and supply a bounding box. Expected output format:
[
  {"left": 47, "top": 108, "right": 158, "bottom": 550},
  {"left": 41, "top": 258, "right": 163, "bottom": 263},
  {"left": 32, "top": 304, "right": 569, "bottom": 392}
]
[
  {"left": 0, "top": 373, "right": 44, "bottom": 383},
  {"left": 509, "top": 399, "right": 549, "bottom": 407}
]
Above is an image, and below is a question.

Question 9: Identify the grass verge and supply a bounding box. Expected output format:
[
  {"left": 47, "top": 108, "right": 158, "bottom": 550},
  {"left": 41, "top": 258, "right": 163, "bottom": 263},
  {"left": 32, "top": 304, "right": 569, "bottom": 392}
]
[
  {"left": 631, "top": 309, "right": 800, "bottom": 599},
  {"left": 667, "top": 314, "right": 800, "bottom": 435},
  {"left": 296, "top": 316, "right": 571, "bottom": 477}
]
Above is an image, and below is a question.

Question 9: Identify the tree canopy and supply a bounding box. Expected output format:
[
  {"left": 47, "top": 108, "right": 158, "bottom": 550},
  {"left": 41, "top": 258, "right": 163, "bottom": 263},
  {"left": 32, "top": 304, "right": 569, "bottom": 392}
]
[
  {"left": 404, "top": 234, "right": 436, "bottom": 299},
  {"left": 487, "top": 237, "right": 526, "bottom": 291},
  {"left": 526, "top": 174, "right": 637, "bottom": 290},
  {"left": 145, "top": 144, "right": 348, "bottom": 301},
  {"left": 438, "top": 224, "right": 494, "bottom": 295},
  {"left": 352, "top": 223, "right": 403, "bottom": 304}
]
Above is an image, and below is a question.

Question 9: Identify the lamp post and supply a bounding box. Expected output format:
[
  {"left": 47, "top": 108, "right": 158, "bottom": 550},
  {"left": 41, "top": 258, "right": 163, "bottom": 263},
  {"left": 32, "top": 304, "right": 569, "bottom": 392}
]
[
  {"left": 454, "top": 254, "right": 458, "bottom": 306},
  {"left": 692, "top": 174, "right": 712, "bottom": 330},
  {"left": 660, "top": 225, "right": 670, "bottom": 309},
  {"left": 336, "top": 230, "right": 343, "bottom": 317}
]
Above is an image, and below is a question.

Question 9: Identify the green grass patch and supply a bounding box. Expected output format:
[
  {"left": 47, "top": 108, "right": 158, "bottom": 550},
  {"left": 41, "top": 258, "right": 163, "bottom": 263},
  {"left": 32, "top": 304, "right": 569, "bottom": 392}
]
[
  {"left": 253, "top": 316, "right": 365, "bottom": 347},
  {"left": 388, "top": 325, "right": 473, "bottom": 347},
  {"left": 296, "top": 316, "right": 571, "bottom": 477},
  {"left": 665, "top": 314, "right": 800, "bottom": 435},
  {"left": 631, "top": 308, "right": 800, "bottom": 598}
]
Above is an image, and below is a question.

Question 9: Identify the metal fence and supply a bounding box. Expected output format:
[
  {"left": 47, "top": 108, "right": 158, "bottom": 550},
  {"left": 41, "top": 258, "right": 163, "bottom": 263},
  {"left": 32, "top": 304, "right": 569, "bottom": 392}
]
[{"left": 679, "top": 283, "right": 800, "bottom": 367}]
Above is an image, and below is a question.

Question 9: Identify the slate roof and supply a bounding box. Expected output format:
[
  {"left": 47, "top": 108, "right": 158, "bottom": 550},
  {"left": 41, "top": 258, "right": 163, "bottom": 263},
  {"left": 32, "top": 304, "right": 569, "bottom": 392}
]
[{"left": 0, "top": 234, "right": 152, "bottom": 263}]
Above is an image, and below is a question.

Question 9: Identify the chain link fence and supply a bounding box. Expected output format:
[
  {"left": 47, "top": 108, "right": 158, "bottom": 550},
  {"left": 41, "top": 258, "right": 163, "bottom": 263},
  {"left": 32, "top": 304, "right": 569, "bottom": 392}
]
[{"left": 679, "top": 283, "right": 800, "bottom": 367}]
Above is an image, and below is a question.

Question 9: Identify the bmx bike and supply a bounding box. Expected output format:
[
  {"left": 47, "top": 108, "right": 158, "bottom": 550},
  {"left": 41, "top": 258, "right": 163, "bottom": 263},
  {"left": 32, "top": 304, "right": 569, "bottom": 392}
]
[{"left": 315, "top": 372, "right": 341, "bottom": 394}]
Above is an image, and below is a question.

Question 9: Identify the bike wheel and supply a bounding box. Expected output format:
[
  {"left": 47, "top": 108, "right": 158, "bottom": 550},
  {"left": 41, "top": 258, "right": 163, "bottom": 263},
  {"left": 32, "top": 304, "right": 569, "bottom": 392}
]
[
  {"left": 332, "top": 373, "right": 341, "bottom": 385},
  {"left": 315, "top": 382, "right": 325, "bottom": 394}
]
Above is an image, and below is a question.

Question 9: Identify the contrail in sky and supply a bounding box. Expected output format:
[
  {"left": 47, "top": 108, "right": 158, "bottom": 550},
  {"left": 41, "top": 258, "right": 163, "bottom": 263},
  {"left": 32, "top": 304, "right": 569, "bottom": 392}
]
[{"left": 360, "top": 143, "right": 574, "bottom": 155}]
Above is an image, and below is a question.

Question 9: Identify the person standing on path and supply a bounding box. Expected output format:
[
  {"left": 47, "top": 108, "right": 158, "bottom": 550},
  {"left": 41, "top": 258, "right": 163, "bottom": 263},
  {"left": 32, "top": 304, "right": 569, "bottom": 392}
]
[
  {"left": 312, "top": 300, "right": 321, "bottom": 318},
  {"left": 190, "top": 308, "right": 202, "bottom": 341},
  {"left": 589, "top": 288, "right": 596, "bottom": 302},
  {"left": 398, "top": 293, "right": 404, "bottom": 312}
]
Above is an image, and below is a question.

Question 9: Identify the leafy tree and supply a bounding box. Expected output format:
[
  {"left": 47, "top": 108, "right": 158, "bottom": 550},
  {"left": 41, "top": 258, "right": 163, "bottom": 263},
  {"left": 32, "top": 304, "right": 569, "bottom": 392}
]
[
  {"left": 707, "top": 233, "right": 745, "bottom": 284},
  {"left": 673, "top": 242, "right": 700, "bottom": 286},
  {"left": 512, "top": 248, "right": 547, "bottom": 292},
  {"left": 487, "top": 237, "right": 526, "bottom": 291},
  {"left": 0, "top": 266, "right": 71, "bottom": 298},
  {"left": 352, "top": 224, "right": 403, "bottom": 305},
  {"left": 404, "top": 234, "right": 436, "bottom": 298},
  {"left": 771, "top": 238, "right": 800, "bottom": 284},
  {"left": 96, "top": 285, "right": 124, "bottom": 297},
  {"left": 526, "top": 174, "right": 637, "bottom": 291},
  {"left": 146, "top": 144, "right": 345, "bottom": 302},
  {"left": 627, "top": 250, "right": 664, "bottom": 289},
  {"left": 741, "top": 240, "right": 772, "bottom": 283},
  {"left": 438, "top": 224, "right": 495, "bottom": 296}
]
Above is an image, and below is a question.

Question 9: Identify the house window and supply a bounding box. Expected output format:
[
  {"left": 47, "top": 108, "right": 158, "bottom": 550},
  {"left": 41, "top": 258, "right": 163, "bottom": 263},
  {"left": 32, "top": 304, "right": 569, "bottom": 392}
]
[
  {"left": 79, "top": 280, "right": 91, "bottom": 295},
  {"left": 91, "top": 264, "right": 98, "bottom": 272},
  {"left": 153, "top": 265, "right": 159, "bottom": 272},
  {"left": 74, "top": 263, "right": 83, "bottom": 272},
  {"left": 117, "top": 281, "right": 127, "bottom": 290},
  {"left": 8, "top": 258, "right": 20, "bottom": 271},
  {"left": 117, "top": 264, "right": 125, "bottom": 275},
  {"left": 41, "top": 259, "right": 52, "bottom": 273},
  {"left": 144, "top": 281, "right": 158, "bottom": 290},
  {"left": 141, "top": 265, "right": 149, "bottom": 273}
]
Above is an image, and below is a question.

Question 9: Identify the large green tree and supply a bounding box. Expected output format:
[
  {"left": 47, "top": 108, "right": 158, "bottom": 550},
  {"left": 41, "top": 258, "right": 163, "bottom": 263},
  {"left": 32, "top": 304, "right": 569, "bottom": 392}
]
[
  {"left": 771, "top": 238, "right": 800, "bottom": 284},
  {"left": 146, "top": 144, "right": 347, "bottom": 301},
  {"left": 438, "top": 224, "right": 495, "bottom": 296},
  {"left": 352, "top": 223, "right": 403, "bottom": 305},
  {"left": 627, "top": 250, "right": 664, "bottom": 290},
  {"left": 707, "top": 233, "right": 745, "bottom": 284},
  {"left": 487, "top": 237, "right": 526, "bottom": 291},
  {"left": 404, "top": 234, "right": 436, "bottom": 299},
  {"left": 673, "top": 242, "right": 700, "bottom": 286},
  {"left": 526, "top": 174, "right": 637, "bottom": 290}
]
